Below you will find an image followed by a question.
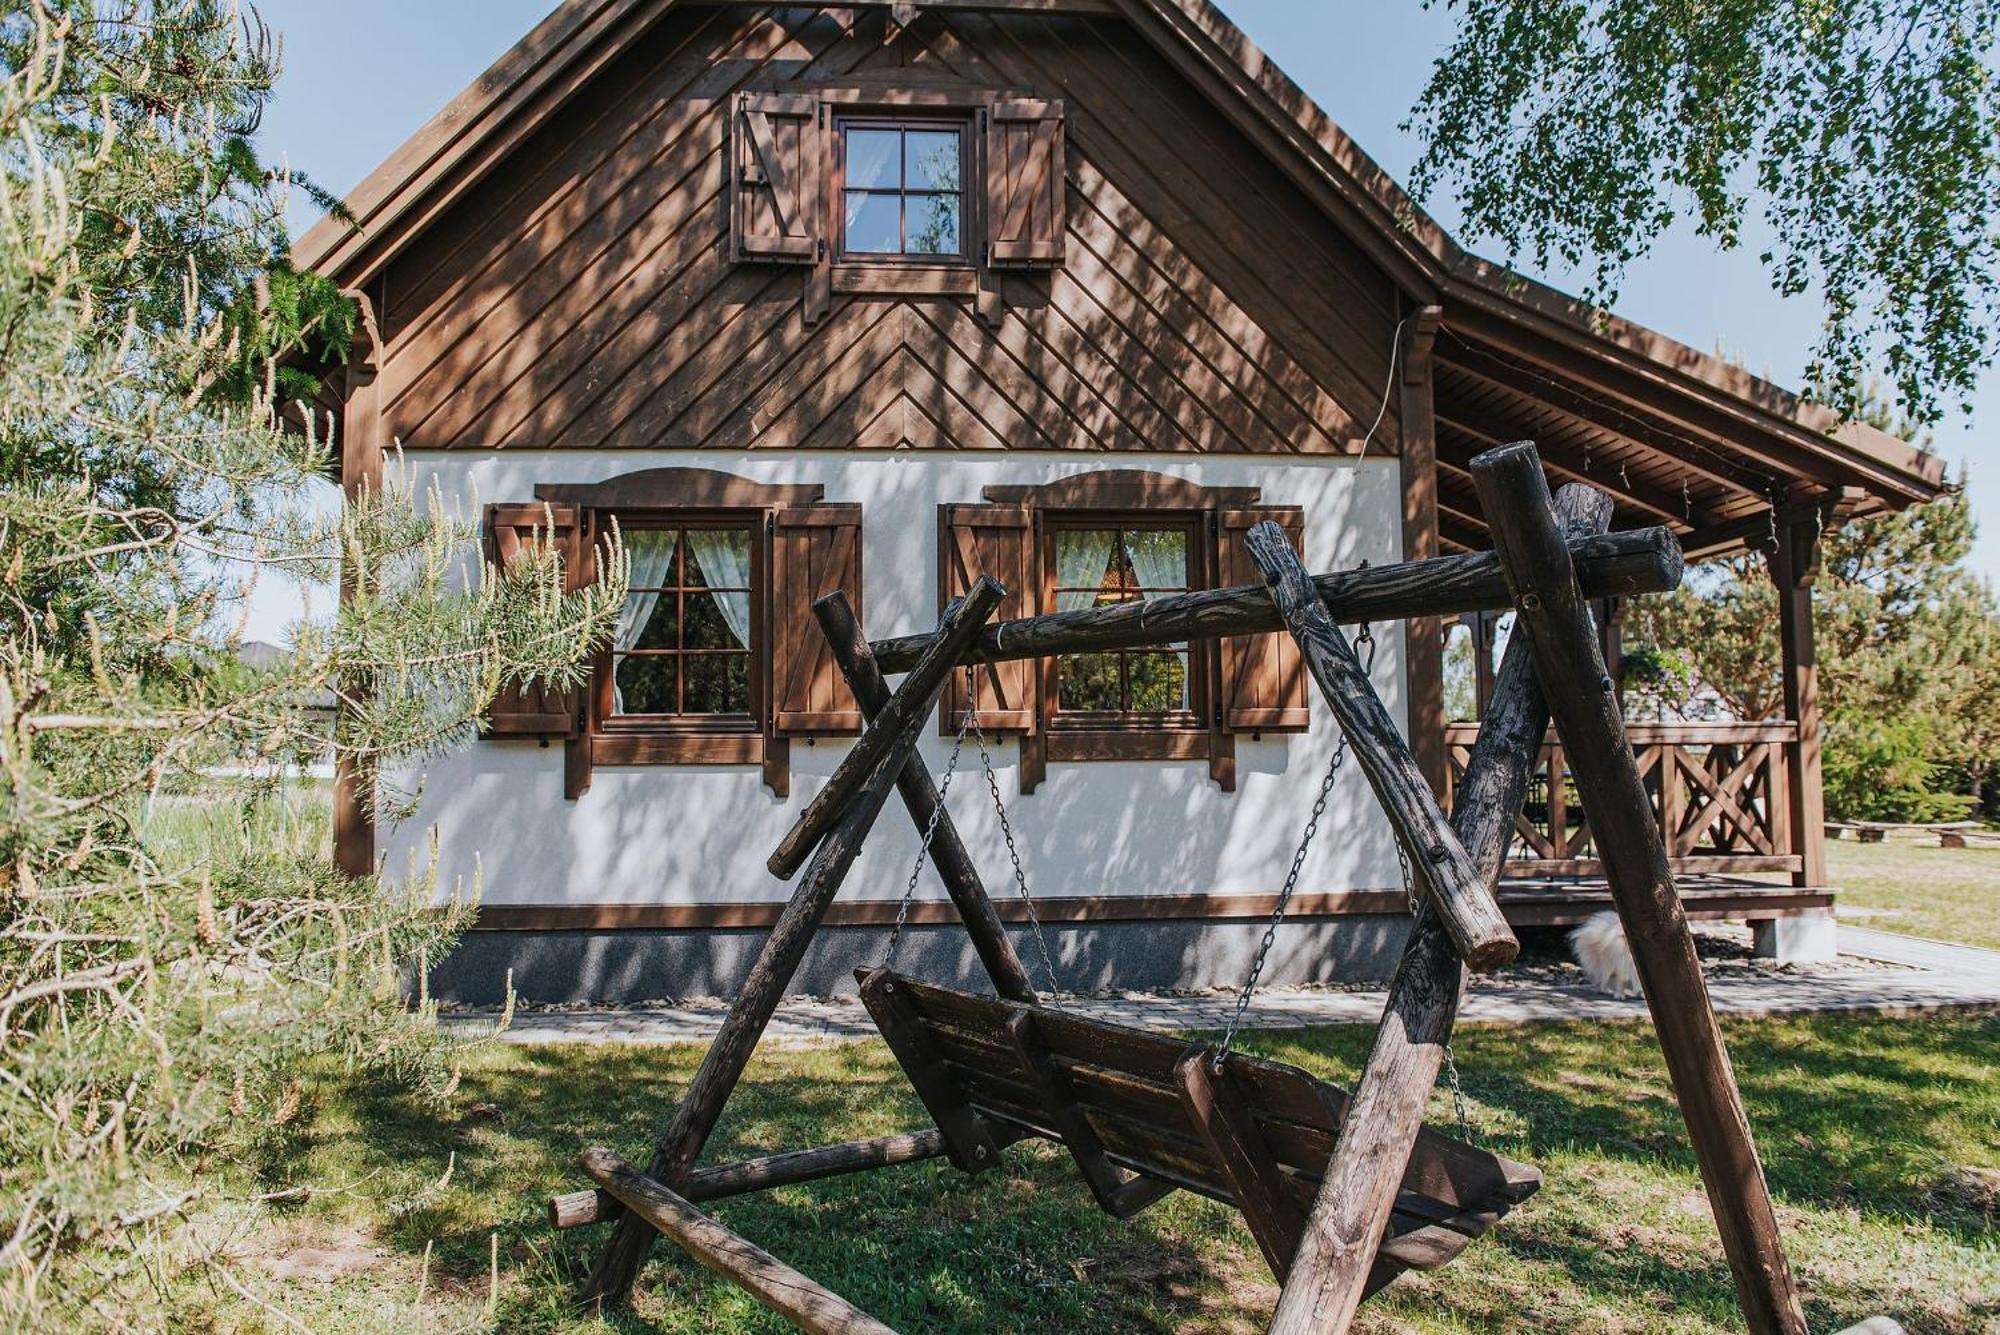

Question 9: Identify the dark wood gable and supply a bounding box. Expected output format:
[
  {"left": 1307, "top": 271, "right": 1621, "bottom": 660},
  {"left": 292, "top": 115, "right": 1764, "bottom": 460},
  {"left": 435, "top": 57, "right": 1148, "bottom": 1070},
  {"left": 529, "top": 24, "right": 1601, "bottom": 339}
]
[{"left": 369, "top": 7, "right": 1399, "bottom": 461}]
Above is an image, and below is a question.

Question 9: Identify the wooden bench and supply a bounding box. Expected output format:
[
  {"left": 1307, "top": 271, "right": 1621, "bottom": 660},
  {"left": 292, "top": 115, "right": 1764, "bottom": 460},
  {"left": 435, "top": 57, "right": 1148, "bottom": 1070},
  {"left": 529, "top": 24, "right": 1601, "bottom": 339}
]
[{"left": 856, "top": 967, "right": 1540, "bottom": 1293}]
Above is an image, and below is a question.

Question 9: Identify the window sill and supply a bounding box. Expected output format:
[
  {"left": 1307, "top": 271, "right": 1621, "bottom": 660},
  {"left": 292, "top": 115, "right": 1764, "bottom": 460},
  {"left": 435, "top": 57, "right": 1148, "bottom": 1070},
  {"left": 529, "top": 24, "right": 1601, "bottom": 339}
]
[
  {"left": 832, "top": 263, "right": 978, "bottom": 296},
  {"left": 1045, "top": 730, "right": 1213, "bottom": 763},
  {"left": 591, "top": 732, "right": 765, "bottom": 767}
]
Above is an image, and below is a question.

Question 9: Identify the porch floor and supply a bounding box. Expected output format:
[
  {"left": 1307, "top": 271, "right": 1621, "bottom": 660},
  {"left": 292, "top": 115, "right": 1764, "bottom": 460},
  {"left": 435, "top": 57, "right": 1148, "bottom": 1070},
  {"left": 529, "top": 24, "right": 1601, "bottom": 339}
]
[{"left": 1496, "top": 873, "right": 1829, "bottom": 927}]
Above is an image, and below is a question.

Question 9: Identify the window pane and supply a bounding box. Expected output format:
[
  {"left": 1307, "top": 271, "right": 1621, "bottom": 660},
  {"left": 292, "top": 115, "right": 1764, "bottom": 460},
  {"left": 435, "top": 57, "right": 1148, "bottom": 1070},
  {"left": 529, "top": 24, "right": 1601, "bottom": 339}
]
[
  {"left": 1052, "top": 528, "right": 1120, "bottom": 612},
  {"left": 1057, "top": 653, "right": 1121, "bottom": 712},
  {"left": 906, "top": 194, "right": 961, "bottom": 255},
  {"left": 1123, "top": 528, "right": 1188, "bottom": 590},
  {"left": 683, "top": 594, "right": 748, "bottom": 650},
  {"left": 623, "top": 528, "right": 679, "bottom": 589},
  {"left": 683, "top": 654, "right": 751, "bottom": 715},
  {"left": 626, "top": 594, "right": 679, "bottom": 651},
  {"left": 844, "top": 191, "right": 901, "bottom": 253},
  {"left": 845, "top": 129, "right": 900, "bottom": 189},
  {"left": 1127, "top": 651, "right": 1189, "bottom": 711},
  {"left": 614, "top": 655, "right": 677, "bottom": 715},
  {"left": 684, "top": 528, "right": 751, "bottom": 590},
  {"left": 904, "top": 130, "right": 960, "bottom": 190}
]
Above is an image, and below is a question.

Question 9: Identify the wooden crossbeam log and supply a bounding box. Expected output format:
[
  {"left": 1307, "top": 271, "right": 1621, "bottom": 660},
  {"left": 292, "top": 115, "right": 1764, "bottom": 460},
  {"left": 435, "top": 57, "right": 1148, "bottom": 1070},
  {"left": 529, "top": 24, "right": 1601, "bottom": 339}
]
[
  {"left": 1268, "top": 480, "right": 1612, "bottom": 1334},
  {"left": 869, "top": 528, "right": 1684, "bottom": 673},
  {"left": 1470, "top": 442, "right": 1806, "bottom": 1335},
  {"left": 1243, "top": 522, "right": 1517, "bottom": 972},
  {"left": 582, "top": 1148, "right": 897, "bottom": 1335}
]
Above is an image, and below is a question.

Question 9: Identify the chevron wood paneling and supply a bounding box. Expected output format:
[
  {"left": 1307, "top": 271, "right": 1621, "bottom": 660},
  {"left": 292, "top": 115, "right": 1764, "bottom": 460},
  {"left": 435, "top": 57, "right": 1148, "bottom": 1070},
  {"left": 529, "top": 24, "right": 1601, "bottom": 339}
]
[{"left": 376, "top": 6, "right": 1401, "bottom": 458}]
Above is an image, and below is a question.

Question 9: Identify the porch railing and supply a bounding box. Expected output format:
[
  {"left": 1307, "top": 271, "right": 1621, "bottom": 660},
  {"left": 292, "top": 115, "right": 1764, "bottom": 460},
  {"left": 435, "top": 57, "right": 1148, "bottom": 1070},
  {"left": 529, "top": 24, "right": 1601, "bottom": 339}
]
[{"left": 1443, "top": 721, "right": 1804, "bottom": 878}]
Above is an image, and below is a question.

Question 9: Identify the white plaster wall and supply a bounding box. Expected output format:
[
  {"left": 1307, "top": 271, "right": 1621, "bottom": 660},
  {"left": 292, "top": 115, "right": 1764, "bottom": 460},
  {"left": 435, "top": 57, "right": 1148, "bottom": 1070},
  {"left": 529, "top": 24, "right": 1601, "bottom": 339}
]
[{"left": 383, "top": 450, "right": 1412, "bottom": 909}]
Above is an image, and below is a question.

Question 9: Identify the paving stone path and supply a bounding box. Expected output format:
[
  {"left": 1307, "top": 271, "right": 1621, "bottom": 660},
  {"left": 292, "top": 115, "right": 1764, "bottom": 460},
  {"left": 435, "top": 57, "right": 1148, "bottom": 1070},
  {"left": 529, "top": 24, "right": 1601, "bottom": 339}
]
[{"left": 441, "top": 926, "right": 2000, "bottom": 1049}]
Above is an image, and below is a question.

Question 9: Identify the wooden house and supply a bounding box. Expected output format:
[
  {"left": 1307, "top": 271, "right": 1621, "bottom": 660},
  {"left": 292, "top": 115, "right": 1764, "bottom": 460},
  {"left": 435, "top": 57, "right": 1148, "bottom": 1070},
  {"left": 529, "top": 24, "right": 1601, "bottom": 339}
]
[{"left": 297, "top": 0, "right": 1947, "bottom": 1002}]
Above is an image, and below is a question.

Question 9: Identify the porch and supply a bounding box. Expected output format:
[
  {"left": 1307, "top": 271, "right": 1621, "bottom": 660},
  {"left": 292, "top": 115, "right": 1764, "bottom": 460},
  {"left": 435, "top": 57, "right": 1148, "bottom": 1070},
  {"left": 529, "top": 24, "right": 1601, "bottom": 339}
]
[{"left": 1445, "top": 719, "right": 1834, "bottom": 942}]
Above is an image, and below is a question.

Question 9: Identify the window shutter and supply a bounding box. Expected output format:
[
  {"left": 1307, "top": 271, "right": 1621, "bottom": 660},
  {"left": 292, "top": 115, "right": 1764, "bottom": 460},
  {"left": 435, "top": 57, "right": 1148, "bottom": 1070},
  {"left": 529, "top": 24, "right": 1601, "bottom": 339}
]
[
  {"left": 985, "top": 99, "right": 1065, "bottom": 268},
  {"left": 483, "top": 502, "right": 590, "bottom": 738},
  {"left": 771, "top": 504, "right": 863, "bottom": 735},
  {"left": 940, "top": 504, "right": 1036, "bottom": 732},
  {"left": 732, "top": 92, "right": 823, "bottom": 265},
  {"left": 1219, "top": 507, "right": 1309, "bottom": 734}
]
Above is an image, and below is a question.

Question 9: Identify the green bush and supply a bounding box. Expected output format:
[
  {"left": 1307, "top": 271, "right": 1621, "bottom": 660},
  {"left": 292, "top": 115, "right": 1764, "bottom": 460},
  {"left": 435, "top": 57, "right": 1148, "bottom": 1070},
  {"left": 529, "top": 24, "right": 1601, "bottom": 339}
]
[{"left": 1824, "top": 716, "right": 1978, "bottom": 823}]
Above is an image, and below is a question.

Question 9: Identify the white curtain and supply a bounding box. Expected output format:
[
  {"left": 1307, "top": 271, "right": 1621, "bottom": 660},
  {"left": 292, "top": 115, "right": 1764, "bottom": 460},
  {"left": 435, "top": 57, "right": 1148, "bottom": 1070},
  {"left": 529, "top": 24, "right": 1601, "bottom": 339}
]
[
  {"left": 1053, "top": 529, "right": 1118, "bottom": 612},
  {"left": 686, "top": 528, "right": 753, "bottom": 649},
  {"left": 1122, "top": 528, "right": 1185, "bottom": 601},
  {"left": 612, "top": 530, "right": 678, "bottom": 713}
]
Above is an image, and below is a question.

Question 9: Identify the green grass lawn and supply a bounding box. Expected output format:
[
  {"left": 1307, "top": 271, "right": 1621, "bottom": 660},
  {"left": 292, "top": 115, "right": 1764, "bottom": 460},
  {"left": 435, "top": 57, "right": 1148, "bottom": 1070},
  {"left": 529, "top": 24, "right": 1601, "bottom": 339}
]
[
  {"left": 1827, "top": 837, "right": 2000, "bottom": 950},
  {"left": 219, "top": 1012, "right": 1998, "bottom": 1334}
]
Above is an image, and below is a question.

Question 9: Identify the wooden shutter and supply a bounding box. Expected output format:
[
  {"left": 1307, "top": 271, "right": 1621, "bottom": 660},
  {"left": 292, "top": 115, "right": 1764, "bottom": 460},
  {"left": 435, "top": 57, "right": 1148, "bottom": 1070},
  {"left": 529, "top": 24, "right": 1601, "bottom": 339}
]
[
  {"left": 483, "top": 502, "right": 590, "bottom": 738},
  {"left": 1218, "top": 507, "right": 1309, "bottom": 734},
  {"left": 732, "top": 92, "right": 823, "bottom": 264},
  {"left": 771, "top": 503, "right": 863, "bottom": 735},
  {"left": 985, "top": 99, "right": 1065, "bottom": 268},
  {"left": 940, "top": 504, "right": 1035, "bottom": 732}
]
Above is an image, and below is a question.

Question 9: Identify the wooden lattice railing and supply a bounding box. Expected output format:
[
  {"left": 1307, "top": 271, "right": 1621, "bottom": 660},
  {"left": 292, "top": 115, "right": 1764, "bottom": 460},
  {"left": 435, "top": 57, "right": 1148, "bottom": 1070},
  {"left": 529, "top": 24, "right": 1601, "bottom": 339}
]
[{"left": 1443, "top": 722, "right": 1804, "bottom": 877}]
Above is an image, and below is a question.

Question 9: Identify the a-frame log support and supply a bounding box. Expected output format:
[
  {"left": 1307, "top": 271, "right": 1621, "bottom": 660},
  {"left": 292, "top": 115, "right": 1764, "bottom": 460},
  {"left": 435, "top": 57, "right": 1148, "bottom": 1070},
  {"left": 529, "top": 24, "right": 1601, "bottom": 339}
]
[
  {"left": 1470, "top": 443, "right": 1806, "bottom": 1334},
  {"left": 1268, "top": 481, "right": 1612, "bottom": 1334},
  {"left": 582, "top": 580, "right": 1008, "bottom": 1309},
  {"left": 816, "top": 591, "right": 1039, "bottom": 1003},
  {"left": 1242, "top": 524, "right": 1518, "bottom": 972}
]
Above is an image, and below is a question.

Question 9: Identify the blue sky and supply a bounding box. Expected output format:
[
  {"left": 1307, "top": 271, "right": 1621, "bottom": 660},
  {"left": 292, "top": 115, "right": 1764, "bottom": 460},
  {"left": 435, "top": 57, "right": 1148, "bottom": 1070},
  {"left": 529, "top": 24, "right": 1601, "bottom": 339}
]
[{"left": 252, "top": 0, "right": 1996, "bottom": 592}]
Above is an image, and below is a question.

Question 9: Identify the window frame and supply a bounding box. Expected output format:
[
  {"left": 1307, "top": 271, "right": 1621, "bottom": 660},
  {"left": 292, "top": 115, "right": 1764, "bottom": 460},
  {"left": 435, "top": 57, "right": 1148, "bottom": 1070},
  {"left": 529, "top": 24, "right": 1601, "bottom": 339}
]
[
  {"left": 592, "top": 510, "right": 767, "bottom": 744},
  {"left": 833, "top": 114, "right": 974, "bottom": 266},
  {"left": 1040, "top": 510, "right": 1210, "bottom": 736}
]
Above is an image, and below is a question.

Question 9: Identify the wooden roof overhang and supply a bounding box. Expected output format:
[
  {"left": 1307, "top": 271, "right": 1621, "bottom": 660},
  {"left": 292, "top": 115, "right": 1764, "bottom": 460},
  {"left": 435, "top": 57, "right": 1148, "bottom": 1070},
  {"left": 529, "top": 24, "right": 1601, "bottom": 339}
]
[{"left": 294, "top": 0, "right": 1950, "bottom": 561}]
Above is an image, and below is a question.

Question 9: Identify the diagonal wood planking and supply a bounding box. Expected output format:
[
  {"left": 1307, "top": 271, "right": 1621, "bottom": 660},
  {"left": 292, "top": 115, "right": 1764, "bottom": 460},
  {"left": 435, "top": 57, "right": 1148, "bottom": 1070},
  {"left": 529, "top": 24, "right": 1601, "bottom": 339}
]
[{"left": 377, "top": 8, "right": 1398, "bottom": 459}]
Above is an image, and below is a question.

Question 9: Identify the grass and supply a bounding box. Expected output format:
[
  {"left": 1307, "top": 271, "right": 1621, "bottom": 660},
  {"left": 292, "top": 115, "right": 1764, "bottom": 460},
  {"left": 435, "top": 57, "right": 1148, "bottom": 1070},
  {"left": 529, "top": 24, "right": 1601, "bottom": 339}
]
[
  {"left": 1826, "top": 837, "right": 2000, "bottom": 950},
  {"left": 214, "top": 1012, "right": 1998, "bottom": 1334}
]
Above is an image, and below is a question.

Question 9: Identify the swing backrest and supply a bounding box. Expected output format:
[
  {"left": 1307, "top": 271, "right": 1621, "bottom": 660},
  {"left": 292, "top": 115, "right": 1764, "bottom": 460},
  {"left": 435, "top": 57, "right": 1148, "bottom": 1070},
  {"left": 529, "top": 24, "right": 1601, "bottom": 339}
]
[{"left": 856, "top": 967, "right": 1539, "bottom": 1280}]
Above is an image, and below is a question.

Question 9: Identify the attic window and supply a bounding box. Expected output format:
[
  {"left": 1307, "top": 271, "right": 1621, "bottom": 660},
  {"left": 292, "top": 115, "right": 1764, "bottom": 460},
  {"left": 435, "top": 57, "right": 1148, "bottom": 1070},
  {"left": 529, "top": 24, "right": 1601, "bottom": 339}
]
[{"left": 836, "top": 119, "right": 967, "bottom": 260}]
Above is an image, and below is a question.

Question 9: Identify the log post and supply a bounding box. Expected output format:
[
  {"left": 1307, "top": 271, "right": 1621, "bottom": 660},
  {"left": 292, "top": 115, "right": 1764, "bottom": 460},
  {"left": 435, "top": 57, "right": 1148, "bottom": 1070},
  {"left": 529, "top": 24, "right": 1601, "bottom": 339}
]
[
  {"left": 1767, "top": 514, "right": 1827, "bottom": 887},
  {"left": 582, "top": 1149, "right": 898, "bottom": 1335},
  {"left": 581, "top": 584, "right": 1008, "bottom": 1309},
  {"left": 814, "top": 592, "right": 1036, "bottom": 1003},
  {"left": 770, "top": 576, "right": 1009, "bottom": 879},
  {"left": 1470, "top": 442, "right": 1805, "bottom": 1335},
  {"left": 1399, "top": 305, "right": 1447, "bottom": 797},
  {"left": 868, "top": 529, "right": 1685, "bottom": 673},
  {"left": 1244, "top": 524, "right": 1518, "bottom": 972},
  {"left": 332, "top": 290, "right": 385, "bottom": 880},
  {"left": 1269, "top": 482, "right": 1611, "bottom": 1334}
]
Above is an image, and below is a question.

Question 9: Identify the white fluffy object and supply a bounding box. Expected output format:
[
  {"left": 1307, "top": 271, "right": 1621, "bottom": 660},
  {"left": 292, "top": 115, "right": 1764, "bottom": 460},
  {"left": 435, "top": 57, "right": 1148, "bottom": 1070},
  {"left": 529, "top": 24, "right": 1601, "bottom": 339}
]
[{"left": 1569, "top": 911, "right": 1642, "bottom": 998}]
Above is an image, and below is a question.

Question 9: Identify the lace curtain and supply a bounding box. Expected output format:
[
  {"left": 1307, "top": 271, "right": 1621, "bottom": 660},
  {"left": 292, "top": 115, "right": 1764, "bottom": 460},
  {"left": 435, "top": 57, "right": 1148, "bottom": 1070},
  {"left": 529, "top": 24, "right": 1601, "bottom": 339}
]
[
  {"left": 612, "top": 530, "right": 678, "bottom": 713},
  {"left": 687, "top": 528, "right": 753, "bottom": 649},
  {"left": 1053, "top": 529, "right": 1117, "bottom": 612}
]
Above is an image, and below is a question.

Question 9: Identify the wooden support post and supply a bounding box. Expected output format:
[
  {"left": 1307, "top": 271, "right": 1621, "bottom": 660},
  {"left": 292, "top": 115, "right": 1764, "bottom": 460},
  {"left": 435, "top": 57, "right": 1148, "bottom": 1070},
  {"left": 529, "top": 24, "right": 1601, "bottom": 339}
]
[
  {"left": 1176, "top": 1052, "right": 1307, "bottom": 1280},
  {"left": 550, "top": 1130, "right": 952, "bottom": 1229},
  {"left": 1399, "top": 305, "right": 1447, "bottom": 796},
  {"left": 332, "top": 290, "right": 385, "bottom": 880},
  {"left": 1269, "top": 482, "right": 1612, "bottom": 1335},
  {"left": 815, "top": 591, "right": 1037, "bottom": 1003},
  {"left": 771, "top": 578, "right": 1009, "bottom": 879},
  {"left": 582, "top": 585, "right": 1008, "bottom": 1310},
  {"left": 1470, "top": 442, "right": 1805, "bottom": 1335},
  {"left": 869, "top": 529, "right": 1685, "bottom": 673},
  {"left": 1243, "top": 524, "right": 1518, "bottom": 972},
  {"left": 582, "top": 1148, "right": 898, "bottom": 1335},
  {"left": 1005, "top": 1009, "right": 1174, "bottom": 1219},
  {"left": 1768, "top": 515, "right": 1827, "bottom": 888},
  {"left": 857, "top": 968, "right": 1006, "bottom": 1173}
]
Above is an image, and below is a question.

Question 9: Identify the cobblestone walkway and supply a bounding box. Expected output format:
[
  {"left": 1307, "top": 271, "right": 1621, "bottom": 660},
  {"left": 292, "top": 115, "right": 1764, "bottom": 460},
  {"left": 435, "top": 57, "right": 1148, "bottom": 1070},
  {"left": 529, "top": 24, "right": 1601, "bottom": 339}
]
[{"left": 441, "top": 926, "right": 2000, "bottom": 1048}]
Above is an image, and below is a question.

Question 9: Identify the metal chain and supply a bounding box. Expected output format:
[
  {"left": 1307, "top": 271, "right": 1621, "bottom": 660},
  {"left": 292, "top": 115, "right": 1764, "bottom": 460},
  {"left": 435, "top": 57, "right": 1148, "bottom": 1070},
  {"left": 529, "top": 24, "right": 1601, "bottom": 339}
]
[
  {"left": 965, "top": 678, "right": 1064, "bottom": 1007},
  {"left": 1214, "top": 622, "right": 1378, "bottom": 1068},
  {"left": 880, "top": 690, "right": 976, "bottom": 972}
]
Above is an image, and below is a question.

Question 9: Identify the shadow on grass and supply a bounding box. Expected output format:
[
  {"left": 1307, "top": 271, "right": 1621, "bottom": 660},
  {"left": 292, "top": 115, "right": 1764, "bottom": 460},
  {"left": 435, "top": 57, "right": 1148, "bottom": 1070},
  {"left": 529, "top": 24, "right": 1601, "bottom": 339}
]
[{"left": 271, "top": 1010, "right": 1997, "bottom": 1332}]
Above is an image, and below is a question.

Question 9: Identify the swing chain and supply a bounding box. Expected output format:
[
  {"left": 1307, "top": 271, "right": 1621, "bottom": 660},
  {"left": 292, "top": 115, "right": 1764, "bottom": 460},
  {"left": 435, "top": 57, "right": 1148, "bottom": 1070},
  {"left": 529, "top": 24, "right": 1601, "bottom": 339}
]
[
  {"left": 967, "top": 670, "right": 1064, "bottom": 1006},
  {"left": 1397, "top": 841, "right": 1474, "bottom": 1144},
  {"left": 880, "top": 685, "right": 976, "bottom": 972},
  {"left": 1214, "top": 622, "right": 1376, "bottom": 1069}
]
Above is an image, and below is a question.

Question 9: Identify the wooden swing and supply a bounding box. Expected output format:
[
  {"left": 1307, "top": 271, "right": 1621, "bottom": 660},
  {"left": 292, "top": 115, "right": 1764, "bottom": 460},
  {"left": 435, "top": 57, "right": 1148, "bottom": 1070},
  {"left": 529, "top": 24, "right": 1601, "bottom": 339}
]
[{"left": 550, "top": 445, "right": 1819, "bottom": 1335}]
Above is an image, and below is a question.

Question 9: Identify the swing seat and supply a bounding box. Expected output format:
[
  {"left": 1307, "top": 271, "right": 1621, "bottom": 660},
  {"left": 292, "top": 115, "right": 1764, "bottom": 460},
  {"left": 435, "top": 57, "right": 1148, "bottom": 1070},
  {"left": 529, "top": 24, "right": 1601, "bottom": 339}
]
[{"left": 856, "top": 967, "right": 1538, "bottom": 1293}]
